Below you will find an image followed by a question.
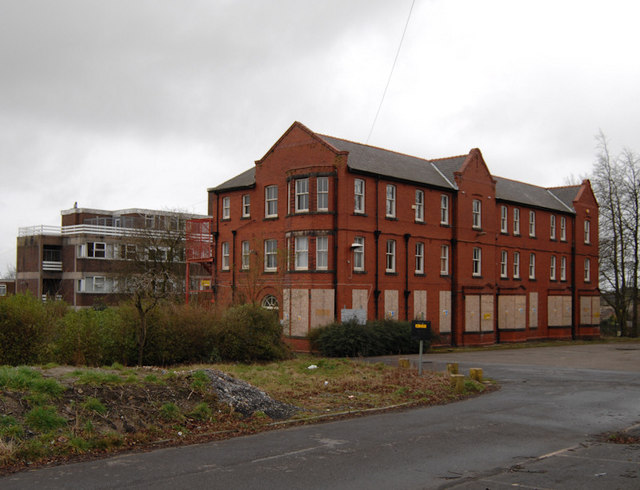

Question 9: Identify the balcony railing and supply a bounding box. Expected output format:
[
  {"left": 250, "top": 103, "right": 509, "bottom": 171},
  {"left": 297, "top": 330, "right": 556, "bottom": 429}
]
[
  {"left": 19, "top": 224, "right": 181, "bottom": 239},
  {"left": 42, "top": 261, "right": 63, "bottom": 272}
]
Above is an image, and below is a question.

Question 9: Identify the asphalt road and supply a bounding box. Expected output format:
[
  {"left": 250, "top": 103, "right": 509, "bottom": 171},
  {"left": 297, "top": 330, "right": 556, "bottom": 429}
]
[{"left": 2, "top": 343, "right": 639, "bottom": 489}]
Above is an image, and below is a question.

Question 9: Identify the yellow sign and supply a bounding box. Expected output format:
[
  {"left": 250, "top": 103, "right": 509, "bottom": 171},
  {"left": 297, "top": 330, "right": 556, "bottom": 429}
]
[
  {"left": 483, "top": 313, "right": 492, "bottom": 320},
  {"left": 200, "top": 279, "right": 211, "bottom": 289},
  {"left": 414, "top": 323, "right": 428, "bottom": 329}
]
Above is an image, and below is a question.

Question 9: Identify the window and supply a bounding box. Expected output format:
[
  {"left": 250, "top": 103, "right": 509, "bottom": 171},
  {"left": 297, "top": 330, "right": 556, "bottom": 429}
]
[
  {"left": 264, "top": 239, "right": 277, "bottom": 271},
  {"left": 294, "top": 237, "right": 308, "bottom": 270},
  {"left": 222, "top": 197, "right": 230, "bottom": 219},
  {"left": 513, "top": 252, "right": 520, "bottom": 279},
  {"left": 317, "top": 177, "right": 329, "bottom": 211},
  {"left": 295, "top": 178, "right": 309, "bottom": 212},
  {"left": 265, "top": 186, "right": 278, "bottom": 218},
  {"left": 560, "top": 216, "right": 566, "bottom": 241},
  {"left": 221, "top": 242, "right": 230, "bottom": 270},
  {"left": 550, "top": 215, "right": 556, "bottom": 239},
  {"left": 529, "top": 210, "right": 536, "bottom": 237},
  {"left": 500, "top": 206, "right": 508, "bottom": 233},
  {"left": 316, "top": 236, "right": 328, "bottom": 270},
  {"left": 440, "top": 245, "right": 449, "bottom": 275},
  {"left": 529, "top": 253, "right": 536, "bottom": 279},
  {"left": 242, "top": 195, "right": 250, "bottom": 218},
  {"left": 354, "top": 179, "right": 365, "bottom": 214},
  {"left": 472, "top": 200, "right": 482, "bottom": 229},
  {"left": 415, "top": 242, "right": 424, "bottom": 274},
  {"left": 386, "top": 185, "right": 396, "bottom": 218},
  {"left": 513, "top": 208, "right": 520, "bottom": 235},
  {"left": 241, "top": 241, "right": 250, "bottom": 270},
  {"left": 93, "top": 276, "right": 105, "bottom": 291},
  {"left": 584, "top": 258, "right": 591, "bottom": 282},
  {"left": 550, "top": 255, "right": 557, "bottom": 280},
  {"left": 472, "top": 247, "right": 482, "bottom": 276},
  {"left": 119, "top": 244, "right": 136, "bottom": 260},
  {"left": 87, "top": 242, "right": 106, "bottom": 258},
  {"left": 560, "top": 256, "right": 567, "bottom": 281},
  {"left": 261, "top": 295, "right": 279, "bottom": 311},
  {"left": 440, "top": 195, "right": 449, "bottom": 225},
  {"left": 500, "top": 251, "right": 508, "bottom": 278},
  {"left": 0, "top": 284, "right": 7, "bottom": 296},
  {"left": 385, "top": 240, "right": 396, "bottom": 272},
  {"left": 353, "top": 236, "right": 364, "bottom": 271},
  {"left": 415, "top": 190, "right": 424, "bottom": 222},
  {"left": 584, "top": 220, "right": 591, "bottom": 244}
]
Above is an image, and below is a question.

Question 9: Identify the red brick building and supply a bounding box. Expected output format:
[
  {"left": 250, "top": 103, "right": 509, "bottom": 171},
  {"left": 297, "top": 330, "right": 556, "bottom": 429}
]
[
  {"left": 17, "top": 207, "right": 208, "bottom": 307},
  {"left": 201, "top": 122, "right": 599, "bottom": 349}
]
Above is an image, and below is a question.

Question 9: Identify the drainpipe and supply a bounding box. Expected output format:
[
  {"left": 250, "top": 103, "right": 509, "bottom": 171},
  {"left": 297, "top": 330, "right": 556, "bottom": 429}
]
[
  {"left": 374, "top": 176, "right": 380, "bottom": 318},
  {"left": 450, "top": 193, "right": 458, "bottom": 347},
  {"left": 231, "top": 229, "right": 237, "bottom": 303},
  {"left": 333, "top": 173, "right": 339, "bottom": 323},
  {"left": 404, "top": 233, "right": 411, "bottom": 320},
  {"left": 570, "top": 214, "right": 576, "bottom": 340},
  {"left": 213, "top": 193, "right": 219, "bottom": 302}
]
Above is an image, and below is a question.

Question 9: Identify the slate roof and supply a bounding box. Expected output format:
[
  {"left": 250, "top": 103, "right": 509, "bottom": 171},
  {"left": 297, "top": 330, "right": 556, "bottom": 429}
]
[{"left": 209, "top": 125, "right": 580, "bottom": 213}]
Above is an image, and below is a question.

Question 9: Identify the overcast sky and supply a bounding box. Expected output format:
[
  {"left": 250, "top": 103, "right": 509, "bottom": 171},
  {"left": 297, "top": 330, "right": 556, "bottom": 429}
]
[{"left": 1, "top": 0, "right": 639, "bottom": 275}]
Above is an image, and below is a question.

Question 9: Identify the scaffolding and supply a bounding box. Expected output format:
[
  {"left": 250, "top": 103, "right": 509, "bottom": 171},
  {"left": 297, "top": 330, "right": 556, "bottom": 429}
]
[{"left": 185, "top": 218, "right": 214, "bottom": 304}]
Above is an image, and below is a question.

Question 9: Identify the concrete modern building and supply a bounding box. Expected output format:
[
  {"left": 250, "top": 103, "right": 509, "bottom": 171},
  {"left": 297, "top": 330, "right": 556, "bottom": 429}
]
[
  {"left": 191, "top": 122, "right": 600, "bottom": 349},
  {"left": 17, "top": 207, "right": 209, "bottom": 307}
]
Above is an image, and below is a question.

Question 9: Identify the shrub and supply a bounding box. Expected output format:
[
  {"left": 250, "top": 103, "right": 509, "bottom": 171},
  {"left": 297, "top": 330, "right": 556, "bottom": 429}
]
[
  {"left": 24, "top": 406, "right": 67, "bottom": 432},
  {"left": 212, "top": 303, "right": 291, "bottom": 362},
  {"left": 0, "top": 294, "right": 52, "bottom": 365},
  {"left": 309, "top": 319, "right": 424, "bottom": 357}
]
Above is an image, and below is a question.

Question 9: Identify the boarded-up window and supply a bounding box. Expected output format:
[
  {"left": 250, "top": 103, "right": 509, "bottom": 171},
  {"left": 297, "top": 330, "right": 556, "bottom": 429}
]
[
  {"left": 310, "top": 289, "right": 334, "bottom": 328},
  {"left": 548, "top": 295, "right": 571, "bottom": 327},
  {"left": 592, "top": 296, "right": 600, "bottom": 324},
  {"left": 481, "top": 295, "right": 494, "bottom": 332},
  {"left": 414, "top": 290, "right": 427, "bottom": 320},
  {"left": 562, "top": 296, "right": 572, "bottom": 326},
  {"left": 439, "top": 290, "right": 451, "bottom": 333},
  {"left": 465, "top": 295, "right": 480, "bottom": 332},
  {"left": 499, "top": 296, "right": 515, "bottom": 330},
  {"left": 529, "top": 292, "right": 538, "bottom": 328},
  {"left": 352, "top": 289, "right": 368, "bottom": 310},
  {"left": 514, "top": 296, "right": 526, "bottom": 330},
  {"left": 283, "top": 289, "right": 309, "bottom": 337},
  {"left": 384, "top": 290, "right": 398, "bottom": 319},
  {"left": 580, "top": 296, "right": 601, "bottom": 325}
]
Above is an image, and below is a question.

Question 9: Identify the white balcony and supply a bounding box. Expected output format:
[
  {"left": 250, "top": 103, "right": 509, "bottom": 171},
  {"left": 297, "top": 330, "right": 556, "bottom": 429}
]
[{"left": 42, "top": 261, "right": 63, "bottom": 271}]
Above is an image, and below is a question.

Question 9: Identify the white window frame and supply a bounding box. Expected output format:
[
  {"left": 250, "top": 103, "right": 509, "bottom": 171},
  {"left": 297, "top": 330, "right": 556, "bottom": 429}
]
[
  {"left": 513, "top": 251, "right": 520, "bottom": 279},
  {"left": 440, "top": 244, "right": 449, "bottom": 275},
  {"left": 472, "top": 199, "right": 482, "bottom": 229},
  {"left": 317, "top": 177, "right": 329, "bottom": 211},
  {"left": 295, "top": 178, "right": 309, "bottom": 213},
  {"left": 584, "top": 220, "right": 591, "bottom": 244},
  {"left": 440, "top": 195, "right": 449, "bottom": 225},
  {"left": 529, "top": 253, "right": 536, "bottom": 279},
  {"left": 584, "top": 258, "right": 591, "bottom": 282},
  {"left": 415, "top": 190, "right": 424, "bottom": 222},
  {"left": 513, "top": 208, "right": 520, "bottom": 235},
  {"left": 316, "top": 236, "right": 328, "bottom": 270},
  {"left": 222, "top": 196, "right": 230, "bottom": 220},
  {"left": 221, "top": 242, "right": 230, "bottom": 270},
  {"left": 500, "top": 250, "right": 508, "bottom": 278},
  {"left": 353, "top": 236, "right": 364, "bottom": 271},
  {"left": 550, "top": 255, "right": 557, "bottom": 280},
  {"left": 294, "top": 236, "right": 308, "bottom": 270},
  {"left": 264, "top": 239, "right": 277, "bottom": 271},
  {"left": 265, "top": 185, "right": 278, "bottom": 218},
  {"left": 415, "top": 242, "right": 424, "bottom": 274},
  {"left": 93, "top": 276, "right": 106, "bottom": 291},
  {"left": 242, "top": 195, "right": 250, "bottom": 218},
  {"left": 385, "top": 240, "right": 396, "bottom": 272},
  {"left": 241, "top": 241, "right": 250, "bottom": 270},
  {"left": 529, "top": 210, "right": 536, "bottom": 237},
  {"left": 0, "top": 284, "right": 6, "bottom": 296},
  {"left": 500, "top": 206, "right": 508, "bottom": 233},
  {"left": 472, "top": 247, "right": 482, "bottom": 276},
  {"left": 386, "top": 185, "right": 396, "bottom": 218},
  {"left": 560, "top": 216, "right": 566, "bottom": 241},
  {"left": 87, "top": 242, "right": 106, "bottom": 259},
  {"left": 560, "top": 256, "right": 567, "bottom": 281},
  {"left": 550, "top": 215, "right": 556, "bottom": 240},
  {"left": 354, "top": 179, "right": 365, "bottom": 214}
]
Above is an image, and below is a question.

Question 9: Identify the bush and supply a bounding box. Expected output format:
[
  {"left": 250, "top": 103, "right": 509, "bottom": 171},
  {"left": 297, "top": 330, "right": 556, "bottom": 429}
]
[
  {"left": 0, "top": 294, "right": 58, "bottom": 365},
  {"left": 213, "top": 303, "right": 291, "bottom": 362},
  {"left": 309, "top": 319, "right": 424, "bottom": 357}
]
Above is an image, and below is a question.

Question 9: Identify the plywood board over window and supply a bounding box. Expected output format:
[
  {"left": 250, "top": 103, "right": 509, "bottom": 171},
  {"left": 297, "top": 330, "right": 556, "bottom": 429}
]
[
  {"left": 384, "top": 290, "right": 398, "bottom": 319},
  {"left": 514, "top": 295, "right": 527, "bottom": 330},
  {"left": 414, "top": 290, "right": 427, "bottom": 320},
  {"left": 465, "top": 295, "right": 480, "bottom": 332},
  {"left": 283, "top": 289, "right": 309, "bottom": 337},
  {"left": 439, "top": 290, "right": 451, "bottom": 333},
  {"left": 499, "top": 296, "right": 515, "bottom": 330},
  {"left": 548, "top": 295, "right": 571, "bottom": 326},
  {"left": 352, "top": 289, "right": 368, "bottom": 310},
  {"left": 310, "top": 289, "right": 334, "bottom": 328},
  {"left": 591, "top": 296, "right": 600, "bottom": 325},
  {"left": 480, "top": 295, "right": 494, "bottom": 332},
  {"left": 580, "top": 296, "right": 600, "bottom": 325}
]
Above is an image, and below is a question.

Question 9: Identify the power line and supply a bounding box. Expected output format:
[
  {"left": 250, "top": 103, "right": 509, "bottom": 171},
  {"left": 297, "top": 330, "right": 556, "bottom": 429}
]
[{"left": 366, "top": 0, "right": 416, "bottom": 144}]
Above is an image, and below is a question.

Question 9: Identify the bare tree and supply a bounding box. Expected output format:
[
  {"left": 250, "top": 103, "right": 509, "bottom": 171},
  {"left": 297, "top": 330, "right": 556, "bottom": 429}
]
[
  {"left": 591, "top": 132, "right": 639, "bottom": 336},
  {"left": 117, "top": 212, "right": 189, "bottom": 365}
]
